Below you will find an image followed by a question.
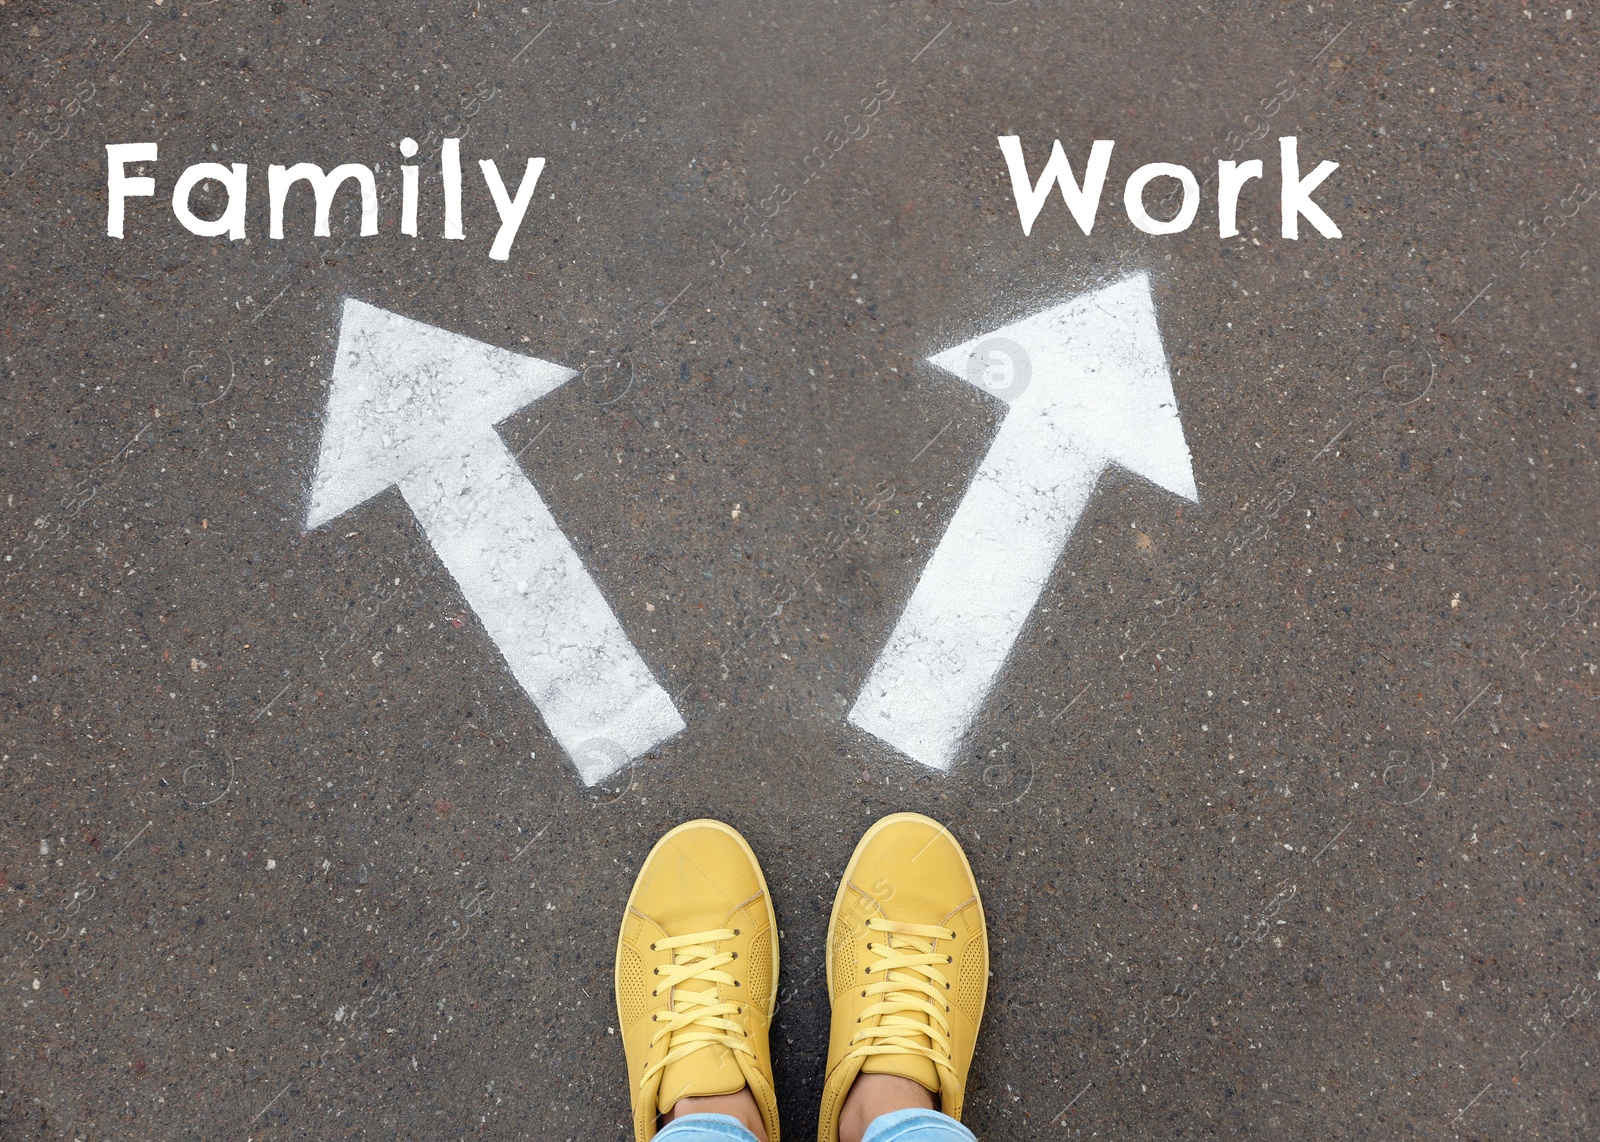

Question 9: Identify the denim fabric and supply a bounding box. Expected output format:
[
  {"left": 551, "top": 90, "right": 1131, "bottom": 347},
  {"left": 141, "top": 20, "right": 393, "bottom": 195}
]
[
  {"left": 860, "top": 1107, "right": 977, "bottom": 1142},
  {"left": 653, "top": 1107, "right": 976, "bottom": 1142},
  {"left": 655, "top": 1112, "right": 762, "bottom": 1142}
]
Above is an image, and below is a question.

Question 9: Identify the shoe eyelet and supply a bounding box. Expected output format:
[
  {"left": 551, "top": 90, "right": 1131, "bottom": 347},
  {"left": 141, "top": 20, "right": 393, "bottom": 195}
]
[
  {"left": 733, "top": 928, "right": 740, "bottom": 936},
  {"left": 649, "top": 942, "right": 657, "bottom": 951},
  {"left": 734, "top": 980, "right": 742, "bottom": 987},
  {"left": 730, "top": 951, "right": 738, "bottom": 960},
  {"left": 945, "top": 983, "right": 951, "bottom": 990},
  {"left": 861, "top": 990, "right": 867, "bottom": 997},
  {"left": 946, "top": 956, "right": 953, "bottom": 964},
  {"left": 651, "top": 990, "right": 658, "bottom": 997}
]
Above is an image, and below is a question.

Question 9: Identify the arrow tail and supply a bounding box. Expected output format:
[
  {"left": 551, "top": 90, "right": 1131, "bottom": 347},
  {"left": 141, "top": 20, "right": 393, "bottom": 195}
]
[
  {"left": 399, "top": 445, "right": 684, "bottom": 782},
  {"left": 849, "top": 428, "right": 1105, "bottom": 769}
]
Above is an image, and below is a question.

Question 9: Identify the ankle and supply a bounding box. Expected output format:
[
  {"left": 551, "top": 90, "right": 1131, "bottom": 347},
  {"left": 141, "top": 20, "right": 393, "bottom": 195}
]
[
  {"left": 667, "top": 1088, "right": 768, "bottom": 1142},
  {"left": 838, "top": 1073, "right": 938, "bottom": 1142}
]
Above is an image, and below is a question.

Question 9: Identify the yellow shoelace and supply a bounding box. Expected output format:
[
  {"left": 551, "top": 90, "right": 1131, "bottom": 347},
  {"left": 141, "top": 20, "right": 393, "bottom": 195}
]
[
  {"left": 843, "top": 917, "right": 958, "bottom": 1081},
  {"left": 640, "top": 928, "right": 754, "bottom": 1086}
]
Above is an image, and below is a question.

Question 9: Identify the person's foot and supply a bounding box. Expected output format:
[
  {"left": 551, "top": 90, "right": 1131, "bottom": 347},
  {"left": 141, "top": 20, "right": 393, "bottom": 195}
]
[
  {"left": 817, "top": 813, "right": 988, "bottom": 1142},
  {"left": 616, "top": 819, "right": 781, "bottom": 1142}
]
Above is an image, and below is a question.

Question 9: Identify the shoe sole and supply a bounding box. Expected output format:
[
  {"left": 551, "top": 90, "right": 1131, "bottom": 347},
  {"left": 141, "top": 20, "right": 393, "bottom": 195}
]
[
  {"left": 616, "top": 818, "right": 782, "bottom": 1022},
  {"left": 823, "top": 811, "right": 985, "bottom": 1010}
]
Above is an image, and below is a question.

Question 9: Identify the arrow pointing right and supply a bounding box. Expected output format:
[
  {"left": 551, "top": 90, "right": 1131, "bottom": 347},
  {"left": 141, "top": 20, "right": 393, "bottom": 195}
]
[
  {"left": 849, "top": 273, "right": 1197, "bottom": 771},
  {"left": 306, "top": 298, "right": 683, "bottom": 784}
]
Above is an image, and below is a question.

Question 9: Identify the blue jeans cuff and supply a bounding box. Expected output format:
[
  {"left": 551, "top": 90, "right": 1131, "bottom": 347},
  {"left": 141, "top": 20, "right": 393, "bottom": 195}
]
[
  {"left": 861, "top": 1106, "right": 978, "bottom": 1142},
  {"left": 655, "top": 1111, "right": 762, "bottom": 1142},
  {"left": 649, "top": 1105, "right": 974, "bottom": 1142}
]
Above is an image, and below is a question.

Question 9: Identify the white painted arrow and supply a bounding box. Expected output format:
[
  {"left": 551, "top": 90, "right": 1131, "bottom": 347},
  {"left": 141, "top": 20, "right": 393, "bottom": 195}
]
[
  {"left": 848, "top": 273, "right": 1197, "bottom": 770},
  {"left": 306, "top": 298, "right": 684, "bottom": 784}
]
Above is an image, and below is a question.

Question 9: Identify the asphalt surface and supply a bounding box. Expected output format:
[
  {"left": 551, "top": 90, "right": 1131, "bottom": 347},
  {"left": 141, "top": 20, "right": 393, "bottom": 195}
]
[{"left": 3, "top": 1, "right": 1598, "bottom": 1138}]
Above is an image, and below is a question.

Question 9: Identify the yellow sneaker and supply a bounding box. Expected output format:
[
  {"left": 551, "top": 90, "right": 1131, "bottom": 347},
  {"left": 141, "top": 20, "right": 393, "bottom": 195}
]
[
  {"left": 615, "top": 819, "right": 781, "bottom": 1142},
  {"left": 817, "top": 813, "right": 988, "bottom": 1141}
]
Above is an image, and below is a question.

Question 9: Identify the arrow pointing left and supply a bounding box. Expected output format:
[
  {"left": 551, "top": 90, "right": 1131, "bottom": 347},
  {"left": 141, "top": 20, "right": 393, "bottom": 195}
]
[{"left": 306, "top": 298, "right": 684, "bottom": 784}]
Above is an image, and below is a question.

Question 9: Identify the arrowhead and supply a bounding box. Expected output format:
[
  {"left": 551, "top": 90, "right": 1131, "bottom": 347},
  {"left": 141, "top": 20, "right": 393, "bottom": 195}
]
[
  {"left": 926, "top": 272, "right": 1198, "bottom": 502},
  {"left": 306, "top": 298, "right": 576, "bottom": 529}
]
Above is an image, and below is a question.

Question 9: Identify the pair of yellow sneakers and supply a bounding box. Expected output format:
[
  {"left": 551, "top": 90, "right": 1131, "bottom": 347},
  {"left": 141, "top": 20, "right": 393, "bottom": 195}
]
[{"left": 615, "top": 813, "right": 987, "bottom": 1142}]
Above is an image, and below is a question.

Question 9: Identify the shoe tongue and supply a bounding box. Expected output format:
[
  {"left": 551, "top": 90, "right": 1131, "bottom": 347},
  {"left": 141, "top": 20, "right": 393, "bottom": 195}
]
[
  {"left": 655, "top": 930, "right": 746, "bottom": 1115},
  {"left": 861, "top": 1047, "right": 940, "bottom": 1093},
  {"left": 656, "top": 1023, "right": 746, "bottom": 1113},
  {"left": 861, "top": 952, "right": 941, "bottom": 1093}
]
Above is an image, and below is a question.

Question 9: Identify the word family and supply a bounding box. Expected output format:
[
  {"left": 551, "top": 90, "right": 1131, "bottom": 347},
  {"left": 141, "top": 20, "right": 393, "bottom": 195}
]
[
  {"left": 998, "top": 134, "right": 1342, "bottom": 240},
  {"left": 104, "top": 138, "right": 544, "bottom": 260}
]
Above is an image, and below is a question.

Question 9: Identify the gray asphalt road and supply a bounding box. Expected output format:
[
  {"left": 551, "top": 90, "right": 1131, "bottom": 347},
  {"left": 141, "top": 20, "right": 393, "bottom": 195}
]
[{"left": 3, "top": 2, "right": 1597, "bottom": 1138}]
